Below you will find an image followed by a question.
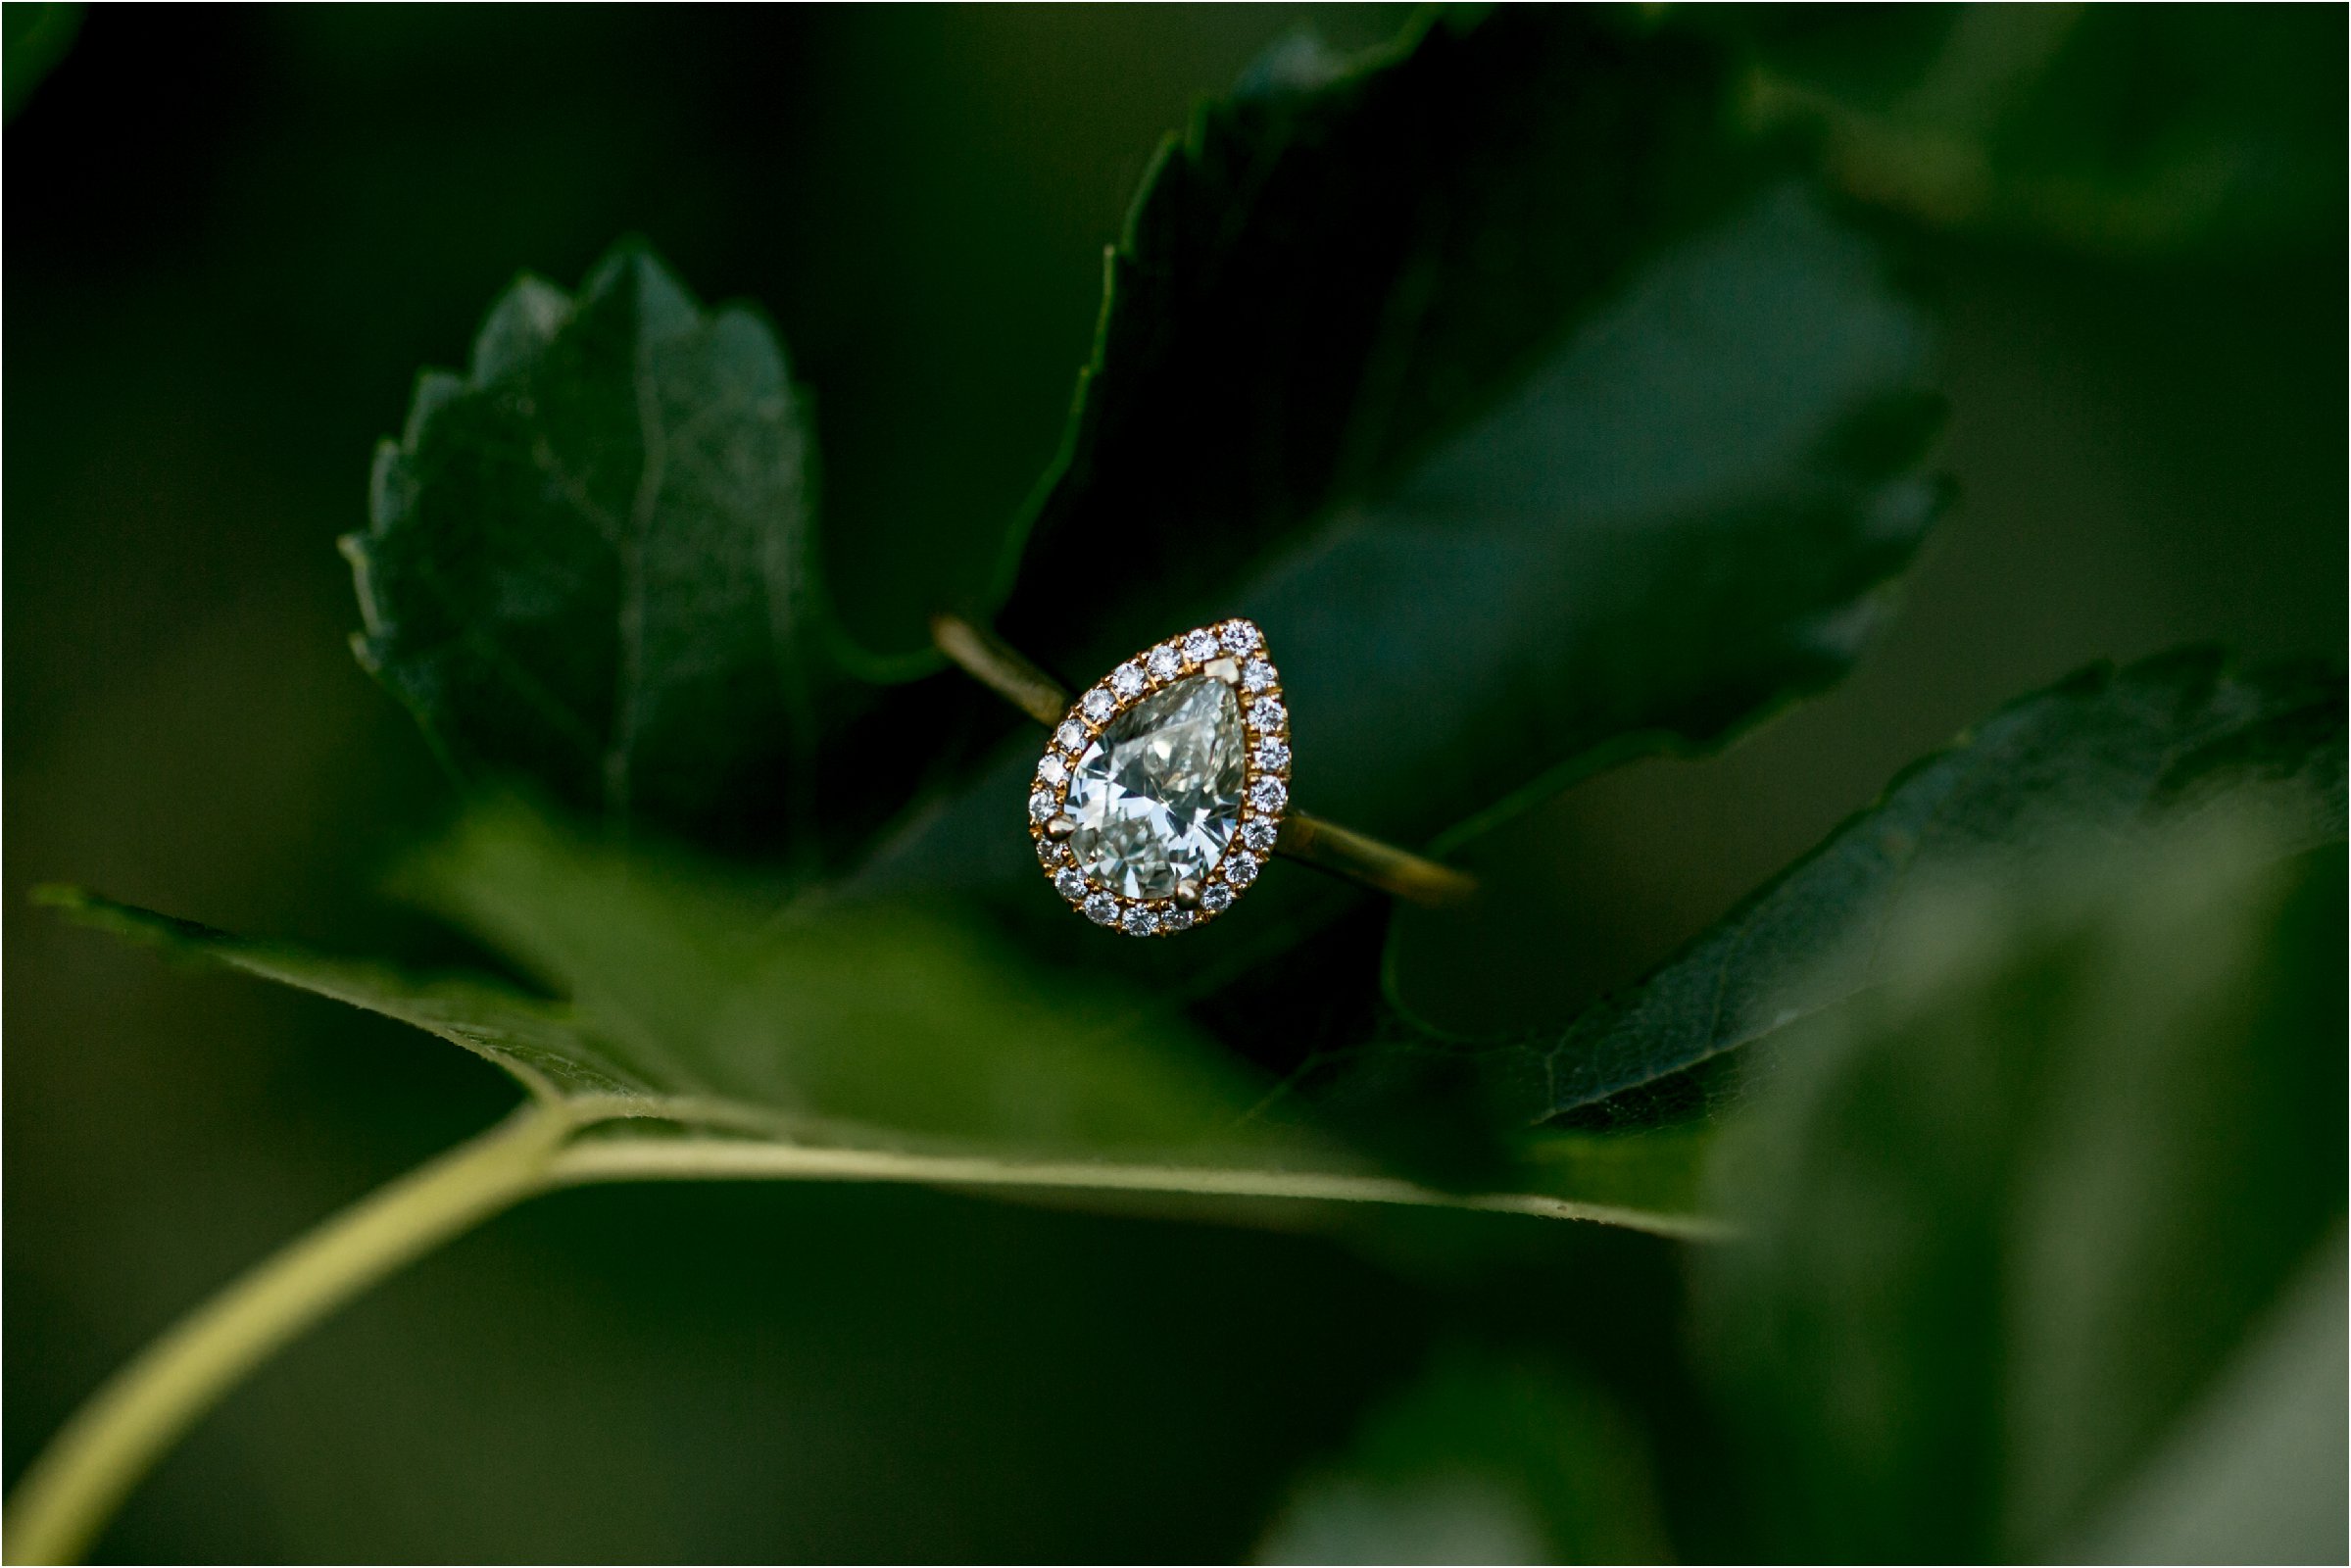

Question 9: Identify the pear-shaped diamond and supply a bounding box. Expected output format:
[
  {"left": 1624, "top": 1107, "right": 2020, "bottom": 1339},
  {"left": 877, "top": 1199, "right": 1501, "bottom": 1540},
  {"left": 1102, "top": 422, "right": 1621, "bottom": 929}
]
[{"left": 1065, "top": 674, "right": 1245, "bottom": 899}]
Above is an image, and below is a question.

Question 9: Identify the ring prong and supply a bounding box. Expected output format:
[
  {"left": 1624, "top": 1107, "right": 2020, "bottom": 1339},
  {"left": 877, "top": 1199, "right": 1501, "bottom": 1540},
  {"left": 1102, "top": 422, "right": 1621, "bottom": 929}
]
[
  {"left": 1046, "top": 815, "right": 1077, "bottom": 839},
  {"left": 1174, "top": 880, "right": 1201, "bottom": 908},
  {"left": 1204, "top": 657, "right": 1241, "bottom": 685}
]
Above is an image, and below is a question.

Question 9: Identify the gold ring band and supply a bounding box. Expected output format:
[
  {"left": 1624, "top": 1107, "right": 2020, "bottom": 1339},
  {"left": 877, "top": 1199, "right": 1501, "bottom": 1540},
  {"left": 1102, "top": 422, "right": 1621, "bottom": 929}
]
[{"left": 932, "top": 614, "right": 1473, "bottom": 911}]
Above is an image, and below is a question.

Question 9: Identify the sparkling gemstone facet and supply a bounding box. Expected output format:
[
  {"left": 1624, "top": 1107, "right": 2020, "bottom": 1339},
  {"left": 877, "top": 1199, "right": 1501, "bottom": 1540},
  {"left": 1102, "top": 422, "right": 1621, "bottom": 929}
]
[
  {"left": 1241, "top": 658, "right": 1276, "bottom": 693},
  {"left": 1248, "top": 696, "right": 1286, "bottom": 732},
  {"left": 1249, "top": 777, "right": 1288, "bottom": 812},
  {"left": 1242, "top": 818, "right": 1278, "bottom": 854},
  {"left": 1065, "top": 675, "right": 1246, "bottom": 900}
]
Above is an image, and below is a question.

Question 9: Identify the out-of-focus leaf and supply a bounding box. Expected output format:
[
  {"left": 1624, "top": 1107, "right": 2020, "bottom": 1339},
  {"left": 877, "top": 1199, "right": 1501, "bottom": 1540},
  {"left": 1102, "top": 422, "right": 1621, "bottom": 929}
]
[
  {"left": 36, "top": 805, "right": 1716, "bottom": 1236},
  {"left": 1306, "top": 649, "right": 2345, "bottom": 1126},
  {"left": 1697, "top": 4, "right": 2348, "bottom": 254},
  {"left": 404, "top": 801, "right": 1273, "bottom": 1158},
  {"left": 40, "top": 808, "right": 1273, "bottom": 1160},
  {"left": 1508, "top": 1124, "right": 1716, "bottom": 1229},
  {"left": 2069, "top": 1230, "right": 2347, "bottom": 1564},
  {"left": 29, "top": 884, "right": 645, "bottom": 1101},
  {"left": 3, "top": 2, "right": 78, "bottom": 120},
  {"left": 1255, "top": 1347, "right": 1670, "bottom": 1564},
  {"left": 1696, "top": 829, "right": 2347, "bottom": 1559},
  {"left": 345, "top": 243, "right": 858, "bottom": 859}
]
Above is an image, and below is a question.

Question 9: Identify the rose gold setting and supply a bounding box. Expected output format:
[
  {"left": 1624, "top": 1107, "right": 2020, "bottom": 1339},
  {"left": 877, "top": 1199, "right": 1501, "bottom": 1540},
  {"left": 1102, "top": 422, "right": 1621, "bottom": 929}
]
[{"left": 1029, "top": 618, "right": 1287, "bottom": 937}]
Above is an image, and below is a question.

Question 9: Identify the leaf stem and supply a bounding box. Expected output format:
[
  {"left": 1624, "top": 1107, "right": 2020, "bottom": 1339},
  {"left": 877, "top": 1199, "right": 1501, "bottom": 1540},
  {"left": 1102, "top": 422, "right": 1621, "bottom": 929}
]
[
  {"left": 5, "top": 1107, "right": 1717, "bottom": 1563},
  {"left": 2, "top": 1102, "right": 573, "bottom": 1566},
  {"left": 549, "top": 1136, "right": 1729, "bottom": 1242}
]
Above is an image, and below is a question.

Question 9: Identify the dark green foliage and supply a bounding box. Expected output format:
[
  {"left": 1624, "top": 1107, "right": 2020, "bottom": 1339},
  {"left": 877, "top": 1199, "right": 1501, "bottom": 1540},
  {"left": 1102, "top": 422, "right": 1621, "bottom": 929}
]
[
  {"left": 39, "top": 807, "right": 1295, "bottom": 1163},
  {"left": 1695, "top": 4, "right": 2351, "bottom": 253},
  {"left": 995, "top": 9, "right": 1749, "bottom": 673},
  {"left": 1256, "top": 1347, "right": 1670, "bottom": 1563},
  {"left": 2, "top": 2, "right": 78, "bottom": 120},
  {"left": 1700, "top": 836, "right": 2347, "bottom": 1559},
  {"left": 856, "top": 15, "right": 1949, "bottom": 1038},
  {"left": 16, "top": 4, "right": 2348, "bottom": 1559},
  {"left": 1290, "top": 650, "right": 2345, "bottom": 1127},
  {"left": 1537, "top": 650, "right": 2341, "bottom": 1117},
  {"left": 347, "top": 247, "right": 844, "bottom": 857},
  {"left": 991, "top": 9, "right": 1944, "bottom": 855}
]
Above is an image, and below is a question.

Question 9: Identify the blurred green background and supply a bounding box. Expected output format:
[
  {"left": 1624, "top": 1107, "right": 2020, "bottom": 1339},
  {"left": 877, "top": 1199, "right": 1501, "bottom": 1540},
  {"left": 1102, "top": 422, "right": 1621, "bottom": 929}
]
[{"left": 5, "top": 6, "right": 2342, "bottom": 1560}]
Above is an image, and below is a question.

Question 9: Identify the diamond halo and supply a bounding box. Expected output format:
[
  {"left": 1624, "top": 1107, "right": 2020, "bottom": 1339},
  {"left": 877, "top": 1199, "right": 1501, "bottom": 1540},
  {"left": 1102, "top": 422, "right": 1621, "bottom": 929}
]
[{"left": 1029, "top": 618, "right": 1290, "bottom": 937}]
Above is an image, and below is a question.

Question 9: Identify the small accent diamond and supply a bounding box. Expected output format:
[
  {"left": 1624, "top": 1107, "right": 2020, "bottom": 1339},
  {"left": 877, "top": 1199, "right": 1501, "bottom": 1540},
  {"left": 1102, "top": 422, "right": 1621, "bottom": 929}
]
[
  {"left": 1081, "top": 688, "right": 1115, "bottom": 722},
  {"left": 1121, "top": 906, "right": 1159, "bottom": 937},
  {"left": 1083, "top": 892, "right": 1120, "bottom": 926},
  {"left": 1161, "top": 908, "right": 1196, "bottom": 933},
  {"left": 1225, "top": 852, "right": 1259, "bottom": 887},
  {"left": 1182, "top": 629, "right": 1218, "bottom": 663},
  {"left": 1241, "top": 658, "right": 1276, "bottom": 693},
  {"left": 1038, "top": 838, "right": 1066, "bottom": 866},
  {"left": 1110, "top": 662, "right": 1146, "bottom": 699},
  {"left": 1200, "top": 883, "right": 1234, "bottom": 912},
  {"left": 1029, "top": 791, "right": 1058, "bottom": 822},
  {"left": 1252, "top": 737, "right": 1290, "bottom": 772},
  {"left": 1148, "top": 644, "right": 1182, "bottom": 680},
  {"left": 1242, "top": 818, "right": 1278, "bottom": 854},
  {"left": 1055, "top": 719, "right": 1087, "bottom": 751},
  {"left": 1037, "top": 754, "right": 1069, "bottom": 786},
  {"left": 1248, "top": 696, "right": 1286, "bottom": 732},
  {"left": 1249, "top": 777, "right": 1288, "bottom": 812},
  {"left": 1219, "top": 620, "right": 1261, "bottom": 654},
  {"left": 1054, "top": 866, "right": 1089, "bottom": 900}
]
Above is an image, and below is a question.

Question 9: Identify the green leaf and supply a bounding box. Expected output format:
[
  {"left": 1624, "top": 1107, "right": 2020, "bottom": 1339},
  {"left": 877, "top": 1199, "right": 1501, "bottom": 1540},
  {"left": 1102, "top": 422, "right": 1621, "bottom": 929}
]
[
  {"left": 979, "top": 9, "right": 1941, "bottom": 851},
  {"left": 859, "top": 17, "right": 1944, "bottom": 1014},
  {"left": 345, "top": 243, "right": 852, "bottom": 858},
  {"left": 1699, "top": 5, "right": 2348, "bottom": 254},
  {"left": 404, "top": 801, "right": 1276, "bottom": 1157},
  {"left": 35, "top": 805, "right": 1715, "bottom": 1237},
  {"left": 1255, "top": 1346, "right": 1671, "bottom": 1564},
  {"left": 1322, "top": 649, "right": 2344, "bottom": 1126},
  {"left": 1696, "top": 829, "right": 2347, "bottom": 1559},
  {"left": 3, "top": 2, "right": 79, "bottom": 121},
  {"left": 346, "top": 14, "right": 1946, "bottom": 1054},
  {"left": 990, "top": 9, "right": 1757, "bottom": 673},
  {"left": 28, "top": 884, "right": 647, "bottom": 1102}
]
